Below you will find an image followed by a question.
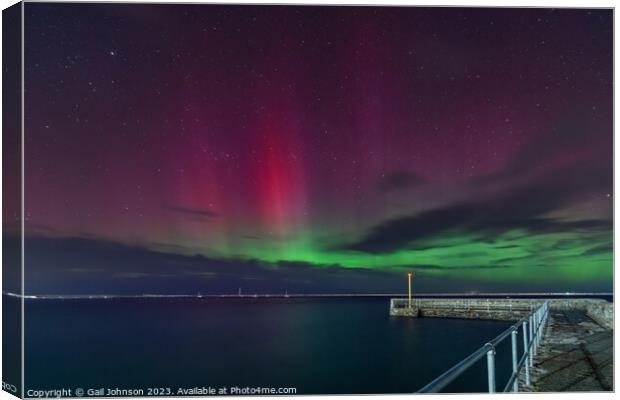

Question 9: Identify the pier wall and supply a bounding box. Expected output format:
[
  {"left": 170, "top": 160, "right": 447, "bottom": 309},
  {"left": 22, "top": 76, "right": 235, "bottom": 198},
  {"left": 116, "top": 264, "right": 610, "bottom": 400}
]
[
  {"left": 582, "top": 301, "right": 613, "bottom": 329},
  {"left": 389, "top": 298, "right": 613, "bottom": 328}
]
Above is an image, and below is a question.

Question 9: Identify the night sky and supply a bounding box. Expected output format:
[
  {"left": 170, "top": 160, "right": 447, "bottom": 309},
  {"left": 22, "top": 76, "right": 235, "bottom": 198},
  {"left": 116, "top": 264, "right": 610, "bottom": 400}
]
[{"left": 17, "top": 4, "right": 613, "bottom": 294}]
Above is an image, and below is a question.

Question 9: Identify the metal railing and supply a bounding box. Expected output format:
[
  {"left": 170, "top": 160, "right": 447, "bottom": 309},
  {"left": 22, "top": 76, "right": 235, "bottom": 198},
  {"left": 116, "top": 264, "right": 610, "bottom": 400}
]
[{"left": 417, "top": 301, "right": 549, "bottom": 393}]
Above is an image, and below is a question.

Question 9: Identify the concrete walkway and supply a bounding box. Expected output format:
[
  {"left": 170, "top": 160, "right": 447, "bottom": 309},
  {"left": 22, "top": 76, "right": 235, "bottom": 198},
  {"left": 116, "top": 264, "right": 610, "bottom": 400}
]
[{"left": 523, "top": 310, "right": 613, "bottom": 392}]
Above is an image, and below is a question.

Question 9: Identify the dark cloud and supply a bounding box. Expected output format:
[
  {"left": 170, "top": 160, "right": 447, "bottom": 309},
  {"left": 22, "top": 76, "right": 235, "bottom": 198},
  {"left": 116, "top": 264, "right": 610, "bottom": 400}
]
[
  {"left": 495, "top": 255, "right": 537, "bottom": 265},
  {"left": 21, "top": 235, "right": 408, "bottom": 295},
  {"left": 581, "top": 243, "right": 613, "bottom": 256},
  {"left": 164, "top": 205, "right": 219, "bottom": 218},
  {"left": 341, "top": 161, "right": 612, "bottom": 254},
  {"left": 243, "top": 235, "right": 261, "bottom": 240},
  {"left": 405, "top": 264, "right": 511, "bottom": 271},
  {"left": 342, "top": 204, "right": 472, "bottom": 253},
  {"left": 377, "top": 170, "right": 425, "bottom": 192}
]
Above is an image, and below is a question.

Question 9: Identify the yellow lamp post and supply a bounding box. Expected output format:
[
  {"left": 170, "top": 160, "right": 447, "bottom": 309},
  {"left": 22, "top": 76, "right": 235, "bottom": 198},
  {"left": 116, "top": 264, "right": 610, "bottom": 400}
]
[{"left": 407, "top": 272, "right": 413, "bottom": 308}]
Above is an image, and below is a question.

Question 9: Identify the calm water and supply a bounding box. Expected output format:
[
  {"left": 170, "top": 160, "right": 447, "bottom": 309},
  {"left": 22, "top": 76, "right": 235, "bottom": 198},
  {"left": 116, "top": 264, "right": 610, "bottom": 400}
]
[{"left": 23, "top": 297, "right": 514, "bottom": 394}]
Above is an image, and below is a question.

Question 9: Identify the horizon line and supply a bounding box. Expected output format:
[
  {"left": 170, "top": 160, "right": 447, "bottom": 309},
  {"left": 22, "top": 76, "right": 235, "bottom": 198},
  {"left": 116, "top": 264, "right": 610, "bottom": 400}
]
[{"left": 3, "top": 291, "right": 614, "bottom": 300}]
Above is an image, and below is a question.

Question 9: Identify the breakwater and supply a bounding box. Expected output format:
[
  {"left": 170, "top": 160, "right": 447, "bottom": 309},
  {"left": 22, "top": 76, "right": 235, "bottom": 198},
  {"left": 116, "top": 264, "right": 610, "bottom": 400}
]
[{"left": 389, "top": 298, "right": 613, "bottom": 329}]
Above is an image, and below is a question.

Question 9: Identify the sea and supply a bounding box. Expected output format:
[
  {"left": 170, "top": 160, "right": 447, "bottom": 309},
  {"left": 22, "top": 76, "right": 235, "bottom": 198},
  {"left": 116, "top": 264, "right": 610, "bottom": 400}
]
[{"left": 3, "top": 295, "right": 609, "bottom": 395}]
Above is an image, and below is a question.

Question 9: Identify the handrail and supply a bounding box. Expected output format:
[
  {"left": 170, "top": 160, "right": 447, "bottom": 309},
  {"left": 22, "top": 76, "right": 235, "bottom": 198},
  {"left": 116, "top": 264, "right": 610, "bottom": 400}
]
[
  {"left": 415, "top": 344, "right": 493, "bottom": 393},
  {"left": 417, "top": 301, "right": 549, "bottom": 393}
]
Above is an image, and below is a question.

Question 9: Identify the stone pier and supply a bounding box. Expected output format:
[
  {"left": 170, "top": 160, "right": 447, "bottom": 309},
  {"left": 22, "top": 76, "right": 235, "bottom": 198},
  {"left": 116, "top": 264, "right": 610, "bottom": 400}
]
[
  {"left": 389, "top": 297, "right": 613, "bottom": 328},
  {"left": 390, "top": 297, "right": 613, "bottom": 392}
]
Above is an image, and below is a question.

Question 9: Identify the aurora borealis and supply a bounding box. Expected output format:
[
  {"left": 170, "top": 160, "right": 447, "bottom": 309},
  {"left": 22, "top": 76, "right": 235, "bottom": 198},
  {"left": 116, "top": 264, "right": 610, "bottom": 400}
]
[{"left": 18, "top": 4, "right": 612, "bottom": 294}]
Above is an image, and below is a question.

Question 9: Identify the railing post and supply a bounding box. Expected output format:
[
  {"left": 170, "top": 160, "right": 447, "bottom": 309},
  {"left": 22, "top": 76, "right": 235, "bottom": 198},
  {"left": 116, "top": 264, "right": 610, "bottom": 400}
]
[
  {"left": 536, "top": 307, "right": 542, "bottom": 351},
  {"left": 539, "top": 304, "right": 547, "bottom": 343},
  {"left": 522, "top": 321, "right": 530, "bottom": 386},
  {"left": 537, "top": 310, "right": 541, "bottom": 346},
  {"left": 486, "top": 346, "right": 496, "bottom": 393},
  {"left": 539, "top": 308, "right": 543, "bottom": 346},
  {"left": 534, "top": 311, "right": 539, "bottom": 350},
  {"left": 537, "top": 310, "right": 541, "bottom": 348},
  {"left": 537, "top": 308, "right": 542, "bottom": 346},
  {"left": 511, "top": 329, "right": 518, "bottom": 392},
  {"left": 529, "top": 315, "right": 535, "bottom": 361}
]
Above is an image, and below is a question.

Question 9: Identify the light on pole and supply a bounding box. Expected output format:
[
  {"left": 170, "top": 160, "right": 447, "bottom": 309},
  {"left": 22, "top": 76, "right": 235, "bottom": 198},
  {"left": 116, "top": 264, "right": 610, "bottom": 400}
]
[{"left": 408, "top": 272, "right": 413, "bottom": 308}]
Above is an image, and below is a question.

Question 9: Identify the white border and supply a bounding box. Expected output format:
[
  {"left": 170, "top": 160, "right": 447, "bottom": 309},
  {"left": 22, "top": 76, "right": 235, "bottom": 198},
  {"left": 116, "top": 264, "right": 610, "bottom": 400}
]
[{"left": 0, "top": 2, "right": 617, "bottom": 400}]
